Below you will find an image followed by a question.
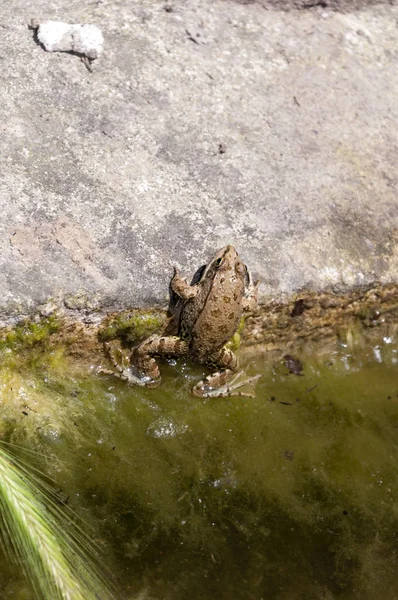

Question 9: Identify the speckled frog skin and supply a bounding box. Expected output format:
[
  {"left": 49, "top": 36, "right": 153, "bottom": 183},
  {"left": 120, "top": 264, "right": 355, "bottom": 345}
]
[{"left": 105, "top": 246, "right": 260, "bottom": 397}]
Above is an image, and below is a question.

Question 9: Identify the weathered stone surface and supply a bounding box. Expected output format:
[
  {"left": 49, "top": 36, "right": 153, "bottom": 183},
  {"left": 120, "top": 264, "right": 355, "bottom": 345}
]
[
  {"left": 1, "top": 0, "right": 397, "bottom": 320},
  {"left": 228, "top": 0, "right": 397, "bottom": 12}
]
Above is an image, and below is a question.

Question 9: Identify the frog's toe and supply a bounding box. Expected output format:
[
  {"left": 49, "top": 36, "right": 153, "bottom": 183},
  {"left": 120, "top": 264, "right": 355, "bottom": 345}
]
[
  {"left": 99, "top": 363, "right": 159, "bottom": 387},
  {"left": 125, "top": 372, "right": 159, "bottom": 387},
  {"left": 192, "top": 372, "right": 261, "bottom": 399}
]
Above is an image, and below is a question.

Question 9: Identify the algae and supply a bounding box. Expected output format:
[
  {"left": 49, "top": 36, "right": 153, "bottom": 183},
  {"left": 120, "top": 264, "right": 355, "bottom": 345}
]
[
  {"left": 98, "top": 309, "right": 167, "bottom": 345},
  {"left": 225, "top": 315, "right": 245, "bottom": 351},
  {"left": 0, "top": 315, "right": 60, "bottom": 354}
]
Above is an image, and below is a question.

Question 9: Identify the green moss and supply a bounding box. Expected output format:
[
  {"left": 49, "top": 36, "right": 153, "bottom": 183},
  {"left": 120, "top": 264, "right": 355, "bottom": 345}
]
[
  {"left": 0, "top": 315, "right": 60, "bottom": 354},
  {"left": 357, "top": 305, "right": 378, "bottom": 321},
  {"left": 99, "top": 310, "right": 167, "bottom": 344},
  {"left": 225, "top": 316, "right": 245, "bottom": 351}
]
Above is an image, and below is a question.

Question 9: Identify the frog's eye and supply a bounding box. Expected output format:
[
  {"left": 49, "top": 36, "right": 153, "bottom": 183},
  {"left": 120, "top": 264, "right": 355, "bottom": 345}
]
[{"left": 214, "top": 257, "right": 224, "bottom": 268}]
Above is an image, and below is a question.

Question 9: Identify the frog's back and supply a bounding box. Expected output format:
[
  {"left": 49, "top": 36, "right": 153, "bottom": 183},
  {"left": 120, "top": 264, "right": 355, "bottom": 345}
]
[
  {"left": 180, "top": 246, "right": 246, "bottom": 359},
  {"left": 188, "top": 283, "right": 244, "bottom": 359}
]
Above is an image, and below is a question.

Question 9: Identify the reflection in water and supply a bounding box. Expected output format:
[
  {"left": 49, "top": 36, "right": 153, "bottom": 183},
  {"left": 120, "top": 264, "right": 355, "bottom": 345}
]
[{"left": 0, "top": 334, "right": 397, "bottom": 599}]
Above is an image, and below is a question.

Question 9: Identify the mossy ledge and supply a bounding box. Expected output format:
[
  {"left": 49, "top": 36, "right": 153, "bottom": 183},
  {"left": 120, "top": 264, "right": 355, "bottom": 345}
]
[
  {"left": 0, "top": 284, "right": 397, "bottom": 364},
  {"left": 244, "top": 283, "right": 398, "bottom": 350}
]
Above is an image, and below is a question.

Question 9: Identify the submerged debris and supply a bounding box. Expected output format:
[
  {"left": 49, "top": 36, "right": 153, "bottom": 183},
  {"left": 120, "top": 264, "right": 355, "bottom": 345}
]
[
  {"left": 33, "top": 20, "right": 104, "bottom": 61},
  {"left": 291, "top": 298, "right": 306, "bottom": 317},
  {"left": 283, "top": 450, "right": 295, "bottom": 461},
  {"left": 284, "top": 354, "right": 304, "bottom": 376}
]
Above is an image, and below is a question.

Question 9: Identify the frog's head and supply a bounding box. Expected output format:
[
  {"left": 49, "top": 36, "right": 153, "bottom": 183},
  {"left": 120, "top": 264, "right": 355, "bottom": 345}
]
[{"left": 202, "top": 245, "right": 247, "bottom": 284}]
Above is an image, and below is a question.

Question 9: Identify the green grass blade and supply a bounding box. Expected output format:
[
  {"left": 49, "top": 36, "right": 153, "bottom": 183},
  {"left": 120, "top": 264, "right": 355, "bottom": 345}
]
[{"left": 0, "top": 447, "right": 116, "bottom": 600}]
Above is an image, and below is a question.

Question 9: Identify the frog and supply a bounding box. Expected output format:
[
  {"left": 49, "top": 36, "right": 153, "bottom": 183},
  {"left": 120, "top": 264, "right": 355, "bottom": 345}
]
[{"left": 102, "top": 245, "right": 260, "bottom": 398}]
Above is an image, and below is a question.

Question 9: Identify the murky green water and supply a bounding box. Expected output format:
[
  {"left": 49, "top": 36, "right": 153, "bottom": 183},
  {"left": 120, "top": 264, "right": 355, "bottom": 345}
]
[{"left": 0, "top": 333, "right": 398, "bottom": 599}]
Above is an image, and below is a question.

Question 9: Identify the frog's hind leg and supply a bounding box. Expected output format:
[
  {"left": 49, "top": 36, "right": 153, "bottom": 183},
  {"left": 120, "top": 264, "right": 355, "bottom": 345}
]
[
  {"left": 131, "top": 335, "right": 189, "bottom": 387},
  {"left": 192, "top": 347, "right": 261, "bottom": 398},
  {"left": 100, "top": 341, "right": 155, "bottom": 387},
  {"left": 101, "top": 336, "right": 189, "bottom": 388}
]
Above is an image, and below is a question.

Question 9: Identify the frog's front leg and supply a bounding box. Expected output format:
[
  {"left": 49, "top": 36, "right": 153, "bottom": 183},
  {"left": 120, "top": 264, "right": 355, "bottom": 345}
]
[
  {"left": 103, "top": 335, "right": 189, "bottom": 388},
  {"left": 242, "top": 274, "right": 260, "bottom": 311},
  {"left": 192, "top": 347, "right": 261, "bottom": 398},
  {"left": 171, "top": 267, "right": 199, "bottom": 299}
]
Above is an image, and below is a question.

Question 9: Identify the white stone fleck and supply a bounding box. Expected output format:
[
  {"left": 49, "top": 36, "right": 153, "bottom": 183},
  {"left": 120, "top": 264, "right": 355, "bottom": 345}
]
[{"left": 37, "top": 21, "right": 104, "bottom": 60}]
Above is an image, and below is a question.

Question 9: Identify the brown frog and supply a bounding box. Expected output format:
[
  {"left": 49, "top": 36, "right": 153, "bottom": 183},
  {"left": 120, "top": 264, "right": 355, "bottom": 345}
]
[{"left": 103, "top": 245, "right": 260, "bottom": 398}]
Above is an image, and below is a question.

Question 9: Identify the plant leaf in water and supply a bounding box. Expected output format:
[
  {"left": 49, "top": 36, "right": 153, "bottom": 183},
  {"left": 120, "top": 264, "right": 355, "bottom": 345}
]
[{"left": 0, "top": 445, "right": 116, "bottom": 600}]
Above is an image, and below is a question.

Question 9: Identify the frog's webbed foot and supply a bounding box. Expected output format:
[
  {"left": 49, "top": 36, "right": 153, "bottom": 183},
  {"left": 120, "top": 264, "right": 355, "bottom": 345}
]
[
  {"left": 99, "top": 342, "right": 160, "bottom": 388},
  {"left": 193, "top": 370, "right": 261, "bottom": 398},
  {"left": 192, "top": 348, "right": 261, "bottom": 398}
]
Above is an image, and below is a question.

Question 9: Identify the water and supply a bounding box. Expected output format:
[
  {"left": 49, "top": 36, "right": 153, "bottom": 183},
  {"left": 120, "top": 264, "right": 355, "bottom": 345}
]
[{"left": 0, "top": 333, "right": 397, "bottom": 599}]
